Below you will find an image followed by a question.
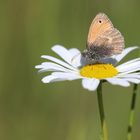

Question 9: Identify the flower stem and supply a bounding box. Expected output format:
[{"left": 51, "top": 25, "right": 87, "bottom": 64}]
[
  {"left": 97, "top": 81, "right": 108, "bottom": 140},
  {"left": 127, "top": 84, "right": 138, "bottom": 140}
]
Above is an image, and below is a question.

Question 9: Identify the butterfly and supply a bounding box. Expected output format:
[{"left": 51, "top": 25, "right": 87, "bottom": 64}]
[{"left": 82, "top": 13, "right": 125, "bottom": 61}]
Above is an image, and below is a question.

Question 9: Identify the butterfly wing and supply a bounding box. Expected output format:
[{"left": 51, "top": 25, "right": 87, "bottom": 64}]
[
  {"left": 93, "top": 28, "right": 125, "bottom": 55},
  {"left": 87, "top": 13, "right": 114, "bottom": 45},
  {"left": 87, "top": 13, "right": 124, "bottom": 57}
]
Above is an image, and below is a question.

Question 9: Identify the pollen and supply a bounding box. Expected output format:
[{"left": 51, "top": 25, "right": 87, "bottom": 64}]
[{"left": 80, "top": 64, "right": 118, "bottom": 79}]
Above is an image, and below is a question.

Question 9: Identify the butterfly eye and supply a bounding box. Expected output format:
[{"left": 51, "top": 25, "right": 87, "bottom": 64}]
[{"left": 99, "top": 20, "right": 102, "bottom": 23}]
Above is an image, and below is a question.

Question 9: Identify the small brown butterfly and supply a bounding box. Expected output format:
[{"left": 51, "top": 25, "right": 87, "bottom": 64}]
[{"left": 82, "top": 13, "right": 125, "bottom": 61}]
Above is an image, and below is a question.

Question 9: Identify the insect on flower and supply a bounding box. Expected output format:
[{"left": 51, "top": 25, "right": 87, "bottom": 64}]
[
  {"left": 82, "top": 13, "right": 124, "bottom": 63},
  {"left": 36, "top": 13, "right": 140, "bottom": 91}
]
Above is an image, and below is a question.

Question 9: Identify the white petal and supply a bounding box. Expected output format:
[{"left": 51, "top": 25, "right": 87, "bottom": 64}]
[
  {"left": 37, "top": 62, "right": 74, "bottom": 73},
  {"left": 122, "top": 78, "right": 140, "bottom": 84},
  {"left": 117, "top": 58, "right": 140, "bottom": 68},
  {"left": 35, "top": 65, "right": 43, "bottom": 69},
  {"left": 69, "top": 48, "right": 82, "bottom": 68},
  {"left": 69, "top": 48, "right": 81, "bottom": 57},
  {"left": 117, "top": 73, "right": 140, "bottom": 78},
  {"left": 118, "top": 68, "right": 140, "bottom": 76},
  {"left": 117, "top": 60, "right": 140, "bottom": 72},
  {"left": 42, "top": 75, "right": 72, "bottom": 83},
  {"left": 42, "top": 75, "right": 58, "bottom": 83},
  {"left": 52, "top": 46, "right": 82, "bottom": 68},
  {"left": 52, "top": 45, "right": 72, "bottom": 65},
  {"left": 106, "top": 78, "right": 130, "bottom": 87},
  {"left": 41, "top": 55, "right": 78, "bottom": 71},
  {"left": 71, "top": 53, "right": 82, "bottom": 68},
  {"left": 51, "top": 72, "right": 81, "bottom": 80},
  {"left": 115, "top": 46, "right": 138, "bottom": 62},
  {"left": 82, "top": 78, "right": 100, "bottom": 91}
]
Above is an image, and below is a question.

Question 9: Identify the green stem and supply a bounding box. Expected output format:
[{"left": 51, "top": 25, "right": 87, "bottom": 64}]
[
  {"left": 97, "top": 81, "right": 108, "bottom": 140},
  {"left": 127, "top": 84, "right": 138, "bottom": 140}
]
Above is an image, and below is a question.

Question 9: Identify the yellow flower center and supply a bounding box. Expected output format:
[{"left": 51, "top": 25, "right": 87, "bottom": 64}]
[{"left": 80, "top": 64, "right": 118, "bottom": 79}]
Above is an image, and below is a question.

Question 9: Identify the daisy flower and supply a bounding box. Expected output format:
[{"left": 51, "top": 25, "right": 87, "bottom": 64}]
[{"left": 35, "top": 45, "right": 140, "bottom": 91}]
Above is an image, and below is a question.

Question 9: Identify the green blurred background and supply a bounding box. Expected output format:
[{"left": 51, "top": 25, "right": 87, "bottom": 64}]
[{"left": 0, "top": 0, "right": 140, "bottom": 140}]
